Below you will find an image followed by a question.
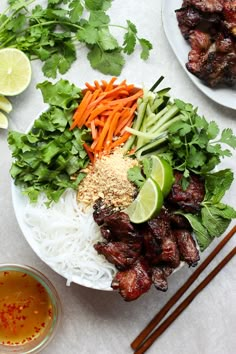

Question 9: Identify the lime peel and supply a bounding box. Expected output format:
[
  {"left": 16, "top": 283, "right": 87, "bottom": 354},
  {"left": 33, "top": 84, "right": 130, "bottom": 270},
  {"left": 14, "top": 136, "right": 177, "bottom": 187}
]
[
  {"left": 0, "top": 96, "right": 12, "bottom": 113},
  {"left": 0, "top": 112, "right": 9, "bottom": 129},
  {"left": 126, "top": 177, "right": 163, "bottom": 224},
  {"left": 150, "top": 155, "right": 174, "bottom": 197}
]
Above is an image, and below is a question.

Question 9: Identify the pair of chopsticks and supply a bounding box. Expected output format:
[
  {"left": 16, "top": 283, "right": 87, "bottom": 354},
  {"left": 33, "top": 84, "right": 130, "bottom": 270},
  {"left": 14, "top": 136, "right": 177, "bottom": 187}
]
[{"left": 131, "top": 225, "right": 236, "bottom": 354}]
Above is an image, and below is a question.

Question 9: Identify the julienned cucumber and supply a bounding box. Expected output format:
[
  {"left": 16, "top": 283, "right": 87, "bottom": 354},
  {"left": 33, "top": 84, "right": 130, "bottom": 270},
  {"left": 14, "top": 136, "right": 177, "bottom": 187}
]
[{"left": 123, "top": 87, "right": 183, "bottom": 155}]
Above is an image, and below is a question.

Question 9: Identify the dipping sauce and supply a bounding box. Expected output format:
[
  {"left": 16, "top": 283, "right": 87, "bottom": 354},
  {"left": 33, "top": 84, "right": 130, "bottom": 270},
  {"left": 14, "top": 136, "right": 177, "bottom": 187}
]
[{"left": 0, "top": 270, "right": 53, "bottom": 346}]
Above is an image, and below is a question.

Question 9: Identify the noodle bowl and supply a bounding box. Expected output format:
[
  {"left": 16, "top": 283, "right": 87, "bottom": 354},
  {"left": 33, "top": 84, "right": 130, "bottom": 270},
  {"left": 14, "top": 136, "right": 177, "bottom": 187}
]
[{"left": 22, "top": 189, "right": 117, "bottom": 290}]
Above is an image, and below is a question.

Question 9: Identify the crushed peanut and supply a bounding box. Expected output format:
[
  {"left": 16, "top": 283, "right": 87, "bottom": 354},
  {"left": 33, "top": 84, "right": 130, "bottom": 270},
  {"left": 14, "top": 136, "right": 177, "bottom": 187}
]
[{"left": 77, "top": 149, "right": 138, "bottom": 209}]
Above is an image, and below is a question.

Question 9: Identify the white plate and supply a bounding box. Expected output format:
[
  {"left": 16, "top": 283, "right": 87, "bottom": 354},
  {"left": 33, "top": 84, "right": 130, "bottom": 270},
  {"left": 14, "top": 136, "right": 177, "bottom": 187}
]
[{"left": 162, "top": 0, "right": 236, "bottom": 110}]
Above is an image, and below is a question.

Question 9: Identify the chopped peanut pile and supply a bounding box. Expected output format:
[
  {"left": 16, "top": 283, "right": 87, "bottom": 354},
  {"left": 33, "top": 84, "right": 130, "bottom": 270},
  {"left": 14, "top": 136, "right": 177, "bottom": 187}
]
[{"left": 77, "top": 149, "right": 138, "bottom": 208}]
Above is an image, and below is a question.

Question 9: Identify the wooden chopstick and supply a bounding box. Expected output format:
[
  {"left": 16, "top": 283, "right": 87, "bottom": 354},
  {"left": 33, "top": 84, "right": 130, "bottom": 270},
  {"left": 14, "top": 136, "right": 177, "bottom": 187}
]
[
  {"left": 134, "top": 246, "right": 236, "bottom": 354},
  {"left": 131, "top": 225, "right": 236, "bottom": 351}
]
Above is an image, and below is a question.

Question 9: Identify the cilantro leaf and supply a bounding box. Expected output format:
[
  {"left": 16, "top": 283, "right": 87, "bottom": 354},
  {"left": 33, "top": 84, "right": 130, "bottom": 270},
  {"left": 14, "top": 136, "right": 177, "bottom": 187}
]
[
  {"left": 89, "top": 10, "right": 110, "bottom": 26},
  {"left": 77, "top": 25, "right": 99, "bottom": 45},
  {"left": 87, "top": 45, "right": 125, "bottom": 76},
  {"left": 127, "top": 166, "right": 145, "bottom": 188},
  {"left": 85, "top": 0, "right": 105, "bottom": 11},
  {"left": 69, "top": 0, "right": 83, "bottom": 23},
  {"left": 97, "top": 27, "right": 119, "bottom": 51},
  {"left": 1, "top": 0, "right": 152, "bottom": 77},
  {"left": 42, "top": 55, "right": 59, "bottom": 79},
  {"left": 220, "top": 128, "right": 236, "bottom": 148},
  {"left": 207, "top": 121, "right": 219, "bottom": 139},
  {"left": 123, "top": 20, "right": 137, "bottom": 55},
  {"left": 139, "top": 38, "right": 153, "bottom": 60}
]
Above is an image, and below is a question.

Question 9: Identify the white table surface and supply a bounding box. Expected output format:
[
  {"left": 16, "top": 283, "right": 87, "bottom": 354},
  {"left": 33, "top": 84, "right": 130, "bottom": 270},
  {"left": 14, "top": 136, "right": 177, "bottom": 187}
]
[{"left": 0, "top": 1, "right": 236, "bottom": 354}]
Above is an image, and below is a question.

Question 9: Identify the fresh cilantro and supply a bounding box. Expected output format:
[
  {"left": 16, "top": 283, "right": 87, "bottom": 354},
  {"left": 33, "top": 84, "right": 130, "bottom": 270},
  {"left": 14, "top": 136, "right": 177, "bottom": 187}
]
[
  {"left": 97, "top": 27, "right": 119, "bottom": 51},
  {"left": 8, "top": 79, "right": 90, "bottom": 204},
  {"left": 127, "top": 165, "right": 146, "bottom": 188},
  {"left": 69, "top": 1, "right": 83, "bottom": 23},
  {"left": 87, "top": 46, "right": 125, "bottom": 76},
  {"left": 123, "top": 20, "right": 137, "bottom": 55},
  {"left": 123, "top": 20, "right": 153, "bottom": 59},
  {"left": 0, "top": 0, "right": 152, "bottom": 77},
  {"left": 166, "top": 100, "right": 236, "bottom": 174},
  {"left": 139, "top": 38, "right": 153, "bottom": 60},
  {"left": 127, "top": 157, "right": 152, "bottom": 189}
]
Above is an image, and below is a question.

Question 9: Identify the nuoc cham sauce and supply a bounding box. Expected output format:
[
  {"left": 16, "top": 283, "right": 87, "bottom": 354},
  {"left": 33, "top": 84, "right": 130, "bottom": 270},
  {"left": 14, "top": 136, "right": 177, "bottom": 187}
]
[{"left": 0, "top": 270, "right": 54, "bottom": 347}]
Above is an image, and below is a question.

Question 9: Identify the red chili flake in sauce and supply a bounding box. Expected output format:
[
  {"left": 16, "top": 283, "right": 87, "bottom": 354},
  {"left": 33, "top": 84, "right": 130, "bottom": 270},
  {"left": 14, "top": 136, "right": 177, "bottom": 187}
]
[{"left": 0, "top": 270, "right": 53, "bottom": 346}]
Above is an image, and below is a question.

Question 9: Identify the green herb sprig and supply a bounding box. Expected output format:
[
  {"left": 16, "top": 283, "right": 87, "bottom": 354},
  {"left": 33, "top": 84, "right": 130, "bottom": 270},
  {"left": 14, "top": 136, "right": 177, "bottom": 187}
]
[
  {"left": 181, "top": 169, "right": 236, "bottom": 251},
  {"left": 8, "top": 79, "right": 90, "bottom": 205},
  {"left": 0, "top": 0, "right": 152, "bottom": 78}
]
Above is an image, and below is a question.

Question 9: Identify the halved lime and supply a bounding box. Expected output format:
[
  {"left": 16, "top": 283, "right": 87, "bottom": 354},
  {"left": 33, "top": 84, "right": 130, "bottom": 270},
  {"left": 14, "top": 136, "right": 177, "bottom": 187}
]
[
  {"left": 126, "top": 177, "right": 163, "bottom": 224},
  {"left": 0, "top": 112, "right": 8, "bottom": 129},
  {"left": 150, "top": 155, "right": 174, "bottom": 197},
  {"left": 0, "top": 48, "right": 32, "bottom": 96},
  {"left": 0, "top": 95, "right": 12, "bottom": 113}
]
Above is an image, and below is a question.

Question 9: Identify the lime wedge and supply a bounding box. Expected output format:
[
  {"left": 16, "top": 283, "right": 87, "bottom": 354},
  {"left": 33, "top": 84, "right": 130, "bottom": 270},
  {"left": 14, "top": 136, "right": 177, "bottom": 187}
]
[
  {"left": 0, "top": 112, "right": 8, "bottom": 129},
  {"left": 0, "top": 95, "right": 12, "bottom": 113},
  {"left": 150, "top": 155, "right": 174, "bottom": 197},
  {"left": 0, "top": 48, "right": 31, "bottom": 96},
  {"left": 126, "top": 177, "right": 163, "bottom": 224}
]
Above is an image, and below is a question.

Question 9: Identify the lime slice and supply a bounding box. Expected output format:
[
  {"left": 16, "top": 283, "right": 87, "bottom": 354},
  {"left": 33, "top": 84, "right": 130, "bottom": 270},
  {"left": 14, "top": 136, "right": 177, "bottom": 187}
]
[
  {"left": 0, "top": 95, "right": 12, "bottom": 113},
  {"left": 150, "top": 155, "right": 174, "bottom": 197},
  {"left": 0, "top": 48, "right": 32, "bottom": 96},
  {"left": 126, "top": 177, "right": 163, "bottom": 224},
  {"left": 0, "top": 112, "right": 8, "bottom": 129}
]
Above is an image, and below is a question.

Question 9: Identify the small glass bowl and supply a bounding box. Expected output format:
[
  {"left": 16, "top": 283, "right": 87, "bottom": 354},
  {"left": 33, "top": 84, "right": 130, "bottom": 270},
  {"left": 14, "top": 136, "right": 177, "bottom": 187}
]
[{"left": 0, "top": 264, "right": 62, "bottom": 353}]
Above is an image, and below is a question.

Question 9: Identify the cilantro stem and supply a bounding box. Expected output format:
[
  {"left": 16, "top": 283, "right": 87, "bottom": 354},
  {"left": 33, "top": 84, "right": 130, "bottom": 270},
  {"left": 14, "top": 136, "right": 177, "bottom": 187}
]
[
  {"left": 0, "top": 0, "right": 36, "bottom": 32},
  {"left": 23, "top": 20, "right": 83, "bottom": 31},
  {"left": 0, "top": 35, "right": 16, "bottom": 49}
]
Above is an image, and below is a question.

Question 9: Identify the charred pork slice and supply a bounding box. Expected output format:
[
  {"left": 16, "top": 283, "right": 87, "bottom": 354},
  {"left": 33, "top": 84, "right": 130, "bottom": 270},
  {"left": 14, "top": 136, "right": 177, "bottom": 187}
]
[
  {"left": 111, "top": 258, "right": 152, "bottom": 301},
  {"left": 169, "top": 214, "right": 192, "bottom": 230},
  {"left": 93, "top": 198, "right": 115, "bottom": 226},
  {"left": 102, "top": 211, "right": 138, "bottom": 241},
  {"left": 174, "top": 229, "right": 200, "bottom": 266},
  {"left": 223, "top": 1, "right": 236, "bottom": 36},
  {"left": 148, "top": 208, "right": 171, "bottom": 240},
  {"left": 183, "top": 0, "right": 224, "bottom": 12},
  {"left": 187, "top": 31, "right": 236, "bottom": 87},
  {"left": 94, "top": 241, "right": 142, "bottom": 269},
  {"left": 155, "top": 236, "right": 181, "bottom": 269},
  {"left": 167, "top": 171, "right": 205, "bottom": 213},
  {"left": 176, "top": 6, "right": 202, "bottom": 38},
  {"left": 143, "top": 230, "right": 162, "bottom": 265},
  {"left": 151, "top": 267, "right": 168, "bottom": 292}
]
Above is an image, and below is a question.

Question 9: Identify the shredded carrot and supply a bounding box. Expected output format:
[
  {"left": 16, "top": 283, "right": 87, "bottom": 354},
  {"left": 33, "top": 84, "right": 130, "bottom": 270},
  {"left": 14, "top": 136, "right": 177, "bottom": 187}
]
[
  {"left": 70, "top": 78, "right": 143, "bottom": 160},
  {"left": 115, "top": 103, "right": 137, "bottom": 135},
  {"left": 105, "top": 111, "right": 120, "bottom": 151},
  {"left": 90, "top": 120, "right": 97, "bottom": 140},
  {"left": 83, "top": 143, "right": 94, "bottom": 163},
  {"left": 111, "top": 132, "right": 131, "bottom": 149},
  {"left": 94, "top": 118, "right": 105, "bottom": 127},
  {"left": 106, "top": 77, "right": 117, "bottom": 91},
  {"left": 70, "top": 90, "right": 93, "bottom": 129}
]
